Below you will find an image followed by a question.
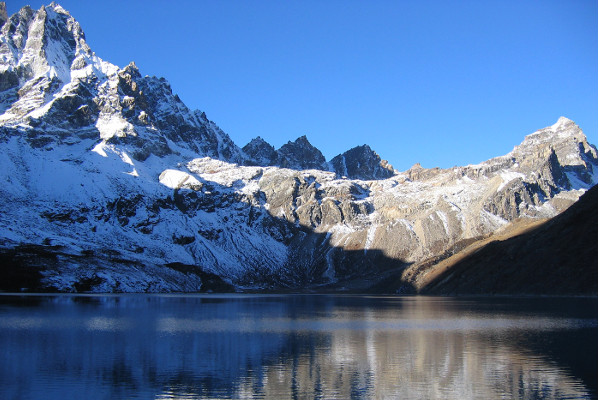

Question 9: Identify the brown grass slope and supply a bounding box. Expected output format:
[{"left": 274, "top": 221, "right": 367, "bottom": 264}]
[{"left": 418, "top": 185, "right": 598, "bottom": 295}]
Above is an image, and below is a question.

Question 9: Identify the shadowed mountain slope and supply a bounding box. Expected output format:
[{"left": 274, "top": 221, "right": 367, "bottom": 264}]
[{"left": 416, "top": 185, "right": 598, "bottom": 295}]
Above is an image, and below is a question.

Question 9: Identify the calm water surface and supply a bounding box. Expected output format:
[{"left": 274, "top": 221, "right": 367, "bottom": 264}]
[{"left": 0, "top": 294, "right": 596, "bottom": 399}]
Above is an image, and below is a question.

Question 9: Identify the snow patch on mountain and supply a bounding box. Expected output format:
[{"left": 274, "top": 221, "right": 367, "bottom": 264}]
[{"left": 497, "top": 171, "right": 526, "bottom": 192}]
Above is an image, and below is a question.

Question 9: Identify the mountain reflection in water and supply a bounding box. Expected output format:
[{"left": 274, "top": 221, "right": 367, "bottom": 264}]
[{"left": 0, "top": 294, "right": 596, "bottom": 399}]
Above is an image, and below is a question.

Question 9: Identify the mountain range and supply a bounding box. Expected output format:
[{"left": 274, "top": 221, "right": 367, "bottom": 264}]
[{"left": 0, "top": 3, "right": 597, "bottom": 293}]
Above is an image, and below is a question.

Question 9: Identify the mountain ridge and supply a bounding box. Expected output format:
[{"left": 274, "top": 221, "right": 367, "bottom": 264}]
[
  {"left": 0, "top": 2, "right": 396, "bottom": 179},
  {"left": 0, "top": 3, "right": 597, "bottom": 293}
]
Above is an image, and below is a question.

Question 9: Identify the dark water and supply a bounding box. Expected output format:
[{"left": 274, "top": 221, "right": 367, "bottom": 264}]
[{"left": 0, "top": 294, "right": 596, "bottom": 399}]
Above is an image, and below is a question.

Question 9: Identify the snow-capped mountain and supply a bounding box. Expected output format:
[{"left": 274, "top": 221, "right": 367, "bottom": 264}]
[
  {"left": 0, "top": 2, "right": 243, "bottom": 163},
  {"left": 0, "top": 3, "right": 597, "bottom": 293}
]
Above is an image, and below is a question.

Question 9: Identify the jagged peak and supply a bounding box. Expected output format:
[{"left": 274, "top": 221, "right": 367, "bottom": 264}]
[
  {"left": 348, "top": 144, "right": 373, "bottom": 154},
  {"left": 121, "top": 61, "right": 141, "bottom": 78},
  {"left": 279, "top": 135, "right": 321, "bottom": 153},
  {"left": 551, "top": 116, "right": 576, "bottom": 130},
  {"left": 243, "top": 136, "right": 276, "bottom": 153},
  {"left": 0, "top": 0, "right": 94, "bottom": 86},
  {"left": 329, "top": 143, "right": 395, "bottom": 180},
  {"left": 333, "top": 144, "right": 372, "bottom": 160},
  {"left": 519, "top": 116, "right": 585, "bottom": 148},
  {"left": 247, "top": 136, "right": 271, "bottom": 145},
  {"left": 44, "top": 2, "right": 70, "bottom": 16},
  {"left": 242, "top": 136, "right": 277, "bottom": 166},
  {"left": 1, "top": 5, "right": 33, "bottom": 39},
  {"left": 275, "top": 134, "right": 326, "bottom": 170},
  {"left": 291, "top": 135, "right": 311, "bottom": 145}
]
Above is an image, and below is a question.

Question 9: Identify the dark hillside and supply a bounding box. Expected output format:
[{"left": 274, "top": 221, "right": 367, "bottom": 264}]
[{"left": 421, "top": 185, "right": 598, "bottom": 295}]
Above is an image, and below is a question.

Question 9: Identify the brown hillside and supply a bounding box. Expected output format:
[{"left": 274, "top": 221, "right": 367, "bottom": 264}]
[{"left": 415, "top": 185, "right": 597, "bottom": 295}]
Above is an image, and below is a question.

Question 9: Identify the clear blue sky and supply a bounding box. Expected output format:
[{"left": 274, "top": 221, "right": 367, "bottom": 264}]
[{"left": 7, "top": 1, "right": 598, "bottom": 171}]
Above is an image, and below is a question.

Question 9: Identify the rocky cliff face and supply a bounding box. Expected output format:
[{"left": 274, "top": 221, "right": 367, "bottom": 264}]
[{"left": 0, "top": 3, "right": 597, "bottom": 293}]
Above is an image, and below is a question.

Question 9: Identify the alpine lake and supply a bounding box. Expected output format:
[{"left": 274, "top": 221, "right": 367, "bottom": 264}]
[{"left": 0, "top": 294, "right": 596, "bottom": 399}]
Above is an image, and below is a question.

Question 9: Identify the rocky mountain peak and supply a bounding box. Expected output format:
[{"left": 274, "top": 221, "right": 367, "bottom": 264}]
[
  {"left": 553, "top": 116, "right": 576, "bottom": 129},
  {"left": 330, "top": 144, "right": 395, "bottom": 180},
  {"left": 0, "top": 2, "right": 96, "bottom": 122},
  {"left": 518, "top": 117, "right": 587, "bottom": 149},
  {"left": 4, "top": 2, "right": 89, "bottom": 84},
  {"left": 294, "top": 135, "right": 311, "bottom": 145},
  {"left": 0, "top": 3, "right": 245, "bottom": 164},
  {"left": 241, "top": 135, "right": 398, "bottom": 180},
  {"left": 276, "top": 135, "right": 327, "bottom": 170},
  {"left": 122, "top": 61, "right": 141, "bottom": 79},
  {"left": 45, "top": 2, "right": 69, "bottom": 14},
  {"left": 242, "top": 136, "right": 277, "bottom": 166},
  {"left": 506, "top": 116, "right": 597, "bottom": 188}
]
